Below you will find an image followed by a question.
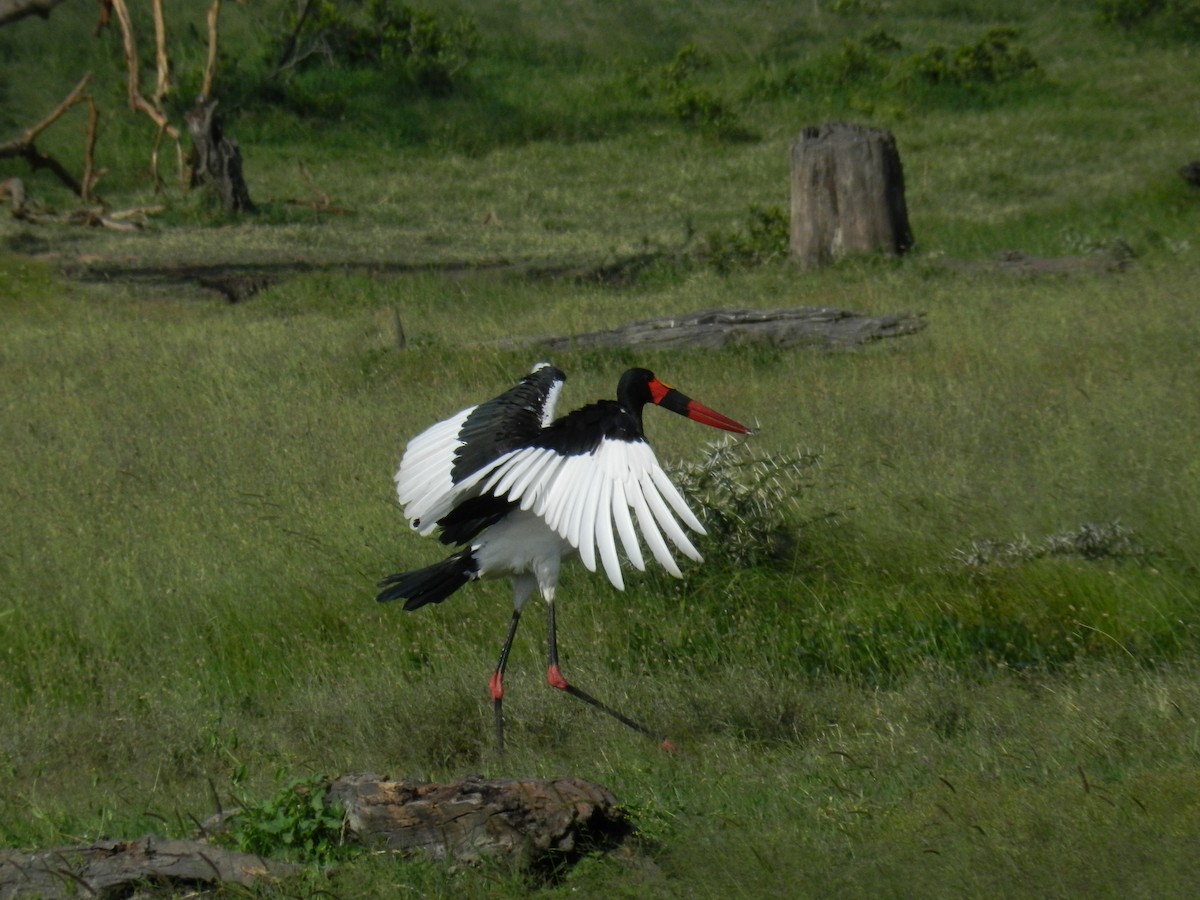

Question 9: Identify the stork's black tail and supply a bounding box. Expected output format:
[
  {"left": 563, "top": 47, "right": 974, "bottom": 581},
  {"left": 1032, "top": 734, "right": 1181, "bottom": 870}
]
[{"left": 376, "top": 550, "right": 477, "bottom": 611}]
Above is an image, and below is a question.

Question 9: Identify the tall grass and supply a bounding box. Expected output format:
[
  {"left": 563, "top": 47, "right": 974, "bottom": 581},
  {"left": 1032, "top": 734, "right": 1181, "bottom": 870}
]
[{"left": 2, "top": 0, "right": 1200, "bottom": 895}]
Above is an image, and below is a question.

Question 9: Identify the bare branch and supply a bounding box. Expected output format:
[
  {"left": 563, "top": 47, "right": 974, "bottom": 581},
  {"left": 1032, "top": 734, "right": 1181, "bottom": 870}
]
[
  {"left": 272, "top": 0, "right": 318, "bottom": 77},
  {"left": 108, "top": 0, "right": 181, "bottom": 189},
  {"left": 201, "top": 0, "right": 221, "bottom": 100},
  {"left": 0, "top": 72, "right": 93, "bottom": 196},
  {"left": 81, "top": 93, "right": 101, "bottom": 202},
  {"left": 151, "top": 0, "right": 170, "bottom": 106}
]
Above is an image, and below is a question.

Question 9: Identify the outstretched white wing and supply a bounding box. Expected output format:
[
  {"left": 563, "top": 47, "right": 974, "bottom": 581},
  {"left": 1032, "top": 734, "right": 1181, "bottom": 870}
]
[
  {"left": 395, "top": 404, "right": 476, "bottom": 534},
  {"left": 477, "top": 437, "right": 706, "bottom": 590},
  {"left": 393, "top": 363, "right": 565, "bottom": 535}
]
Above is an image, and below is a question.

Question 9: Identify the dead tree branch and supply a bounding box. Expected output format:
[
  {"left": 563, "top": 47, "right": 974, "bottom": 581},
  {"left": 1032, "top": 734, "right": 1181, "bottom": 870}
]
[
  {"left": 0, "top": 72, "right": 93, "bottom": 197},
  {"left": 108, "top": 0, "right": 183, "bottom": 189},
  {"left": 0, "top": 836, "right": 301, "bottom": 898},
  {"left": 201, "top": 0, "right": 222, "bottom": 100},
  {"left": 151, "top": 0, "right": 169, "bottom": 107},
  {"left": 486, "top": 306, "right": 928, "bottom": 353}
]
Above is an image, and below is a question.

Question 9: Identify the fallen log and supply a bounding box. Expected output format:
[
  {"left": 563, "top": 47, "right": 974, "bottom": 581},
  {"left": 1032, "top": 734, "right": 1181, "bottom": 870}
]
[
  {"left": 328, "top": 773, "right": 633, "bottom": 870},
  {"left": 0, "top": 835, "right": 301, "bottom": 899},
  {"left": 486, "top": 306, "right": 926, "bottom": 353},
  {"left": 0, "top": 775, "right": 633, "bottom": 897}
]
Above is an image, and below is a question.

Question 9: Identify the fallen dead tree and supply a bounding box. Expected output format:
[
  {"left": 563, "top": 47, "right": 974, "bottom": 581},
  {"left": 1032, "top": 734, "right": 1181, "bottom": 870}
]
[
  {"left": 0, "top": 836, "right": 302, "bottom": 899},
  {"left": 485, "top": 306, "right": 927, "bottom": 353},
  {"left": 329, "top": 773, "right": 633, "bottom": 870},
  {"left": 0, "top": 73, "right": 98, "bottom": 201},
  {"left": 0, "top": 774, "right": 634, "bottom": 898}
]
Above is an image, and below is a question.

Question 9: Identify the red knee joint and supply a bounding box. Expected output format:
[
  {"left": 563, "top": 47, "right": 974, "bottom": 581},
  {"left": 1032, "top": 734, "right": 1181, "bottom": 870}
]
[
  {"left": 489, "top": 672, "right": 505, "bottom": 701},
  {"left": 547, "top": 664, "right": 569, "bottom": 691}
]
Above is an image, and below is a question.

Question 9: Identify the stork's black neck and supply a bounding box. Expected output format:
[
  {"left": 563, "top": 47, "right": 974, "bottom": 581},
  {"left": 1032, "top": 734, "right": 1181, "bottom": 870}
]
[{"left": 616, "top": 368, "right": 656, "bottom": 428}]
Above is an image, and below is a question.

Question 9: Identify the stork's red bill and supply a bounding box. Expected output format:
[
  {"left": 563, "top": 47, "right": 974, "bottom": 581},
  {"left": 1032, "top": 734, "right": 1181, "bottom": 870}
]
[{"left": 378, "top": 363, "right": 754, "bottom": 754}]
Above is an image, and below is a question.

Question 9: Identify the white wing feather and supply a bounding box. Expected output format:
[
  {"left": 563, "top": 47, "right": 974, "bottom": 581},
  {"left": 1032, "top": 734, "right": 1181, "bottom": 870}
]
[
  {"left": 393, "top": 364, "right": 566, "bottom": 535},
  {"left": 477, "top": 436, "right": 704, "bottom": 589},
  {"left": 394, "top": 406, "right": 474, "bottom": 532},
  {"left": 396, "top": 365, "right": 707, "bottom": 590}
]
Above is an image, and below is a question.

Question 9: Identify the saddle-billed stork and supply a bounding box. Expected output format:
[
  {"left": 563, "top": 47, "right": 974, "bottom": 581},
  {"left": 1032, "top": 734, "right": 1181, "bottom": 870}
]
[{"left": 377, "top": 363, "right": 753, "bottom": 753}]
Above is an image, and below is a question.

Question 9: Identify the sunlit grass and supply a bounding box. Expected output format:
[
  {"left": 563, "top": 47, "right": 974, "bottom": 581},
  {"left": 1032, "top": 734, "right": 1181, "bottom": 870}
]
[{"left": 3, "top": 0, "right": 1200, "bottom": 895}]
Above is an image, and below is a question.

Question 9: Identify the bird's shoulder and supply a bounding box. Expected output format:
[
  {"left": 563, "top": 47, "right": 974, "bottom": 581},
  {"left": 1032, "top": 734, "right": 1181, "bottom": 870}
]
[
  {"left": 534, "top": 399, "right": 643, "bottom": 457},
  {"left": 451, "top": 364, "right": 566, "bottom": 479}
]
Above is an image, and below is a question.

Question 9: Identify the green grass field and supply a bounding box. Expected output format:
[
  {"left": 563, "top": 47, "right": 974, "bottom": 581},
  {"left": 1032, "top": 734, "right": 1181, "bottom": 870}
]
[{"left": 3, "top": 0, "right": 1200, "bottom": 896}]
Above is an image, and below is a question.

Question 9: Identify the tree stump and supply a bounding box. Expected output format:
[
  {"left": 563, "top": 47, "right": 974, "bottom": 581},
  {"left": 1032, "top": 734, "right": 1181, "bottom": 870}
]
[
  {"left": 790, "top": 122, "right": 912, "bottom": 267},
  {"left": 185, "top": 97, "right": 255, "bottom": 213}
]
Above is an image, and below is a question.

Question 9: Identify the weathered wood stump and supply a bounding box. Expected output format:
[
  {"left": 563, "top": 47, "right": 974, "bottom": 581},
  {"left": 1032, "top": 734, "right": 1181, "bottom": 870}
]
[
  {"left": 790, "top": 122, "right": 913, "bottom": 267},
  {"left": 486, "top": 306, "right": 926, "bottom": 353},
  {"left": 329, "top": 773, "right": 633, "bottom": 870},
  {"left": 185, "top": 97, "right": 255, "bottom": 213}
]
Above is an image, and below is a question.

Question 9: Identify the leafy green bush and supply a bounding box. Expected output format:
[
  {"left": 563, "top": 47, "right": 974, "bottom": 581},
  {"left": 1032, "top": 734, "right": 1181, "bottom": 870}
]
[
  {"left": 746, "top": 30, "right": 901, "bottom": 99},
  {"left": 274, "top": 0, "right": 479, "bottom": 96},
  {"left": 660, "top": 45, "right": 754, "bottom": 141},
  {"left": 218, "top": 773, "right": 355, "bottom": 865},
  {"left": 700, "top": 204, "right": 790, "bottom": 273},
  {"left": 903, "top": 27, "right": 1041, "bottom": 88},
  {"left": 667, "top": 436, "right": 820, "bottom": 568},
  {"left": 748, "top": 26, "right": 1041, "bottom": 110}
]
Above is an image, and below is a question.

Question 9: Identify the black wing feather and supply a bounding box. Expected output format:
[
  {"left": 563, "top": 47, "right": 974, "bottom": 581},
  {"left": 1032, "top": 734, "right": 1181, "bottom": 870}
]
[{"left": 450, "top": 364, "right": 565, "bottom": 482}]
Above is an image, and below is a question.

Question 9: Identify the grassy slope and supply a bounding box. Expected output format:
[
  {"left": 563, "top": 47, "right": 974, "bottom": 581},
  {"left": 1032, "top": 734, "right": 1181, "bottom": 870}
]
[{"left": 2, "top": 0, "right": 1200, "bottom": 896}]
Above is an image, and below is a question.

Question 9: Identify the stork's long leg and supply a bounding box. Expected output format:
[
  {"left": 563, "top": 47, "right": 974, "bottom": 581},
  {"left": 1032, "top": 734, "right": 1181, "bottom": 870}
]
[
  {"left": 490, "top": 608, "right": 522, "bottom": 756},
  {"left": 545, "top": 599, "right": 675, "bottom": 749}
]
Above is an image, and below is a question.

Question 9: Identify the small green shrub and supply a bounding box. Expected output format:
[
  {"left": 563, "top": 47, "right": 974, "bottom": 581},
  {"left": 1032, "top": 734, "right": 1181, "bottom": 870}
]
[
  {"left": 747, "top": 30, "right": 901, "bottom": 99},
  {"left": 273, "top": 1, "right": 479, "bottom": 96},
  {"left": 700, "top": 204, "right": 790, "bottom": 273},
  {"left": 904, "top": 27, "right": 1041, "bottom": 88},
  {"left": 748, "top": 26, "right": 1040, "bottom": 111},
  {"left": 952, "top": 521, "right": 1147, "bottom": 570},
  {"left": 218, "top": 773, "right": 355, "bottom": 865},
  {"left": 667, "top": 436, "right": 821, "bottom": 568},
  {"left": 660, "top": 45, "right": 754, "bottom": 141}
]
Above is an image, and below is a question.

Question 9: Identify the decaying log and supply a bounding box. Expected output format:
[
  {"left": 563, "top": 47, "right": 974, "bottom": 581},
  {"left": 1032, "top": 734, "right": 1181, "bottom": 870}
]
[
  {"left": 790, "top": 122, "right": 913, "bottom": 267},
  {"left": 487, "top": 306, "right": 926, "bottom": 353},
  {"left": 328, "top": 773, "right": 633, "bottom": 869},
  {"left": 0, "top": 775, "right": 634, "bottom": 897},
  {"left": 0, "top": 835, "right": 301, "bottom": 899}
]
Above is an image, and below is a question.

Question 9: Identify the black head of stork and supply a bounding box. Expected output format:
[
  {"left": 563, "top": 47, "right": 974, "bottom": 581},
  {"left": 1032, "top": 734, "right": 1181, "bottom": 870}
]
[
  {"left": 377, "top": 363, "right": 753, "bottom": 755},
  {"left": 617, "top": 367, "right": 754, "bottom": 435}
]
